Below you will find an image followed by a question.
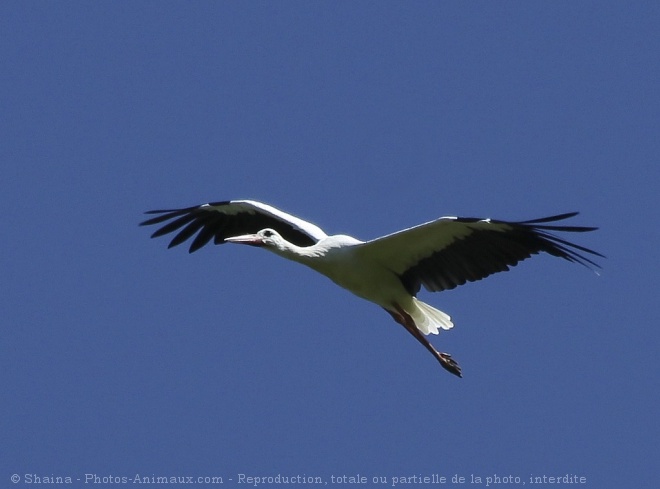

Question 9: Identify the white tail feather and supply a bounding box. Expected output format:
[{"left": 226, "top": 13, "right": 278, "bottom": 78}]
[{"left": 410, "top": 298, "right": 454, "bottom": 335}]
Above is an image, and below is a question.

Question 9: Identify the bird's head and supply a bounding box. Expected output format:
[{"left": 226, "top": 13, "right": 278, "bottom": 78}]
[{"left": 224, "top": 228, "right": 282, "bottom": 248}]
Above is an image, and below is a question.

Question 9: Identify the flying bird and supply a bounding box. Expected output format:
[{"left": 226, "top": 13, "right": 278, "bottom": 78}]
[{"left": 140, "top": 199, "right": 602, "bottom": 377}]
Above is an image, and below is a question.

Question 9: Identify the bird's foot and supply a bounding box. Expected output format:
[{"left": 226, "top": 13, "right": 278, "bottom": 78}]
[{"left": 438, "top": 352, "right": 462, "bottom": 378}]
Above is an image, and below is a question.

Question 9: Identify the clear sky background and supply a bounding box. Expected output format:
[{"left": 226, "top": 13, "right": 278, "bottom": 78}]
[{"left": 2, "top": 2, "right": 658, "bottom": 488}]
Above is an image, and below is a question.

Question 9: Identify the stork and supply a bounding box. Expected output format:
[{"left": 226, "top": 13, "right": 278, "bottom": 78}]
[{"left": 140, "top": 199, "right": 602, "bottom": 377}]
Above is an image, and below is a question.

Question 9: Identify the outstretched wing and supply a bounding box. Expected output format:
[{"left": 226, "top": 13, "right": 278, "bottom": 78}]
[
  {"left": 140, "top": 200, "right": 328, "bottom": 253},
  {"left": 356, "top": 212, "right": 603, "bottom": 295}
]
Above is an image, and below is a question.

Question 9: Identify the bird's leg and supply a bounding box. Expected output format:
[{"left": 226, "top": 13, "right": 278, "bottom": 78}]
[{"left": 385, "top": 305, "right": 462, "bottom": 378}]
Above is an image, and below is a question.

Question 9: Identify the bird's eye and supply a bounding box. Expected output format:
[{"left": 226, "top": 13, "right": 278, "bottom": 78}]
[{"left": 263, "top": 230, "right": 273, "bottom": 237}]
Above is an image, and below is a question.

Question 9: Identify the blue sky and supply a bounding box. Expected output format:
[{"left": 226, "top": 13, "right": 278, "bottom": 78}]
[{"left": 2, "top": 2, "right": 658, "bottom": 488}]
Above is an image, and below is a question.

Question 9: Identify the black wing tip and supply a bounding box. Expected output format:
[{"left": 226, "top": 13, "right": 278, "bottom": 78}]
[
  {"left": 140, "top": 208, "right": 192, "bottom": 227},
  {"left": 139, "top": 202, "right": 220, "bottom": 228},
  {"left": 514, "top": 212, "right": 604, "bottom": 269},
  {"left": 139, "top": 213, "right": 169, "bottom": 227},
  {"left": 520, "top": 212, "right": 580, "bottom": 224},
  {"left": 518, "top": 212, "right": 598, "bottom": 232},
  {"left": 141, "top": 202, "right": 218, "bottom": 252},
  {"left": 139, "top": 204, "right": 209, "bottom": 250},
  {"left": 164, "top": 239, "right": 211, "bottom": 253},
  {"left": 143, "top": 208, "right": 176, "bottom": 215}
]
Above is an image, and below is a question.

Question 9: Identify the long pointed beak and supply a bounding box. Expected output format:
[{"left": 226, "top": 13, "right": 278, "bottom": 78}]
[{"left": 224, "top": 234, "right": 265, "bottom": 247}]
